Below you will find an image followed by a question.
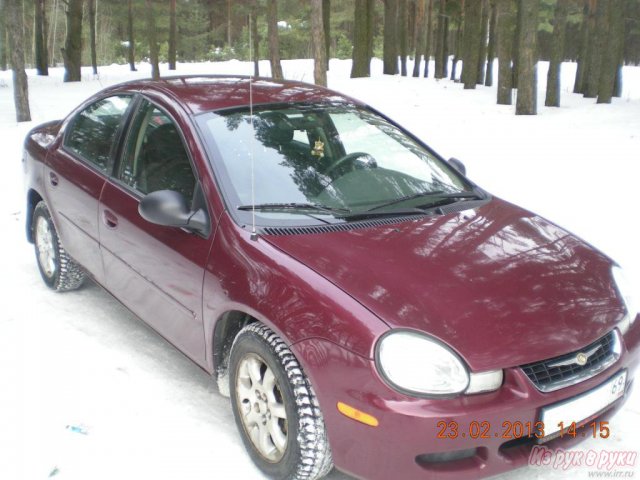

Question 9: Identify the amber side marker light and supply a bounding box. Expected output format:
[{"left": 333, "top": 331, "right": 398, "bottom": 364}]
[{"left": 337, "top": 402, "right": 379, "bottom": 427}]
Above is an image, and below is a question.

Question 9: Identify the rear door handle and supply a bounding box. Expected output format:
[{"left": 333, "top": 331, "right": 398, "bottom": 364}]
[
  {"left": 103, "top": 210, "right": 119, "bottom": 229},
  {"left": 49, "top": 172, "right": 59, "bottom": 186}
]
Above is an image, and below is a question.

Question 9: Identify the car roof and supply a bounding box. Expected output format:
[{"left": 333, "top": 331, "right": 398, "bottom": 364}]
[{"left": 106, "top": 75, "right": 364, "bottom": 115}]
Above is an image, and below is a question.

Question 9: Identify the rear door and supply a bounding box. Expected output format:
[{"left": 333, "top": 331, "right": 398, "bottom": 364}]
[
  {"left": 98, "top": 98, "right": 211, "bottom": 366},
  {"left": 45, "top": 95, "right": 133, "bottom": 281}
]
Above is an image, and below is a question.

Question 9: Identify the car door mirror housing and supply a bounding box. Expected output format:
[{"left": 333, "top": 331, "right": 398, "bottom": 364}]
[
  {"left": 448, "top": 157, "right": 466, "bottom": 176},
  {"left": 139, "top": 190, "right": 209, "bottom": 235}
]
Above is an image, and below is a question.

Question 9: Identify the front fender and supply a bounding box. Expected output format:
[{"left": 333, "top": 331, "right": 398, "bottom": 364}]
[{"left": 202, "top": 212, "right": 389, "bottom": 372}]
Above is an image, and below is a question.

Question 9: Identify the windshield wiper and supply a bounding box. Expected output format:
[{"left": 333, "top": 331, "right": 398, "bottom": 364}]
[
  {"left": 237, "top": 202, "right": 351, "bottom": 214},
  {"left": 367, "top": 190, "right": 481, "bottom": 212}
]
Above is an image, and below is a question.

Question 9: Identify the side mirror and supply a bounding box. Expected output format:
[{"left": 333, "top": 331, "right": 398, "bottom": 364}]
[
  {"left": 139, "top": 190, "right": 209, "bottom": 235},
  {"left": 448, "top": 157, "right": 466, "bottom": 176}
]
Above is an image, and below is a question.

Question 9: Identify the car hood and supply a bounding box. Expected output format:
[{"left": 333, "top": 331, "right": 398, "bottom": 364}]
[{"left": 264, "top": 198, "right": 624, "bottom": 371}]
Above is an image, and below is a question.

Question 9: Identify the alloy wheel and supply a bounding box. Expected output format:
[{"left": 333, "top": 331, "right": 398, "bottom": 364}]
[{"left": 235, "top": 353, "right": 288, "bottom": 462}]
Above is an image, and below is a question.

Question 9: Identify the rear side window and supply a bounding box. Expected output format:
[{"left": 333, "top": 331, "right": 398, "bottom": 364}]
[{"left": 65, "top": 95, "right": 132, "bottom": 171}]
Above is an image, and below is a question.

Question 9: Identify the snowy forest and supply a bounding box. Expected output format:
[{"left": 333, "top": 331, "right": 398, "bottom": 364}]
[{"left": 3, "top": 0, "right": 640, "bottom": 121}]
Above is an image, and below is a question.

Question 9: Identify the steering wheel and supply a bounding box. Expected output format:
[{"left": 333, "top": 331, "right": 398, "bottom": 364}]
[{"left": 324, "top": 152, "right": 377, "bottom": 176}]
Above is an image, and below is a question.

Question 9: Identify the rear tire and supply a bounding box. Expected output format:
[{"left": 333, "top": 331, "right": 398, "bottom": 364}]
[
  {"left": 32, "top": 201, "right": 85, "bottom": 292},
  {"left": 229, "top": 323, "right": 333, "bottom": 480}
]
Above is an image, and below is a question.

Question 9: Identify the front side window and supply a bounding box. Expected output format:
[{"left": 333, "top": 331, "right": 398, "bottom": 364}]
[
  {"left": 119, "top": 100, "right": 196, "bottom": 204},
  {"left": 198, "top": 103, "right": 474, "bottom": 225},
  {"left": 65, "top": 95, "right": 132, "bottom": 171}
]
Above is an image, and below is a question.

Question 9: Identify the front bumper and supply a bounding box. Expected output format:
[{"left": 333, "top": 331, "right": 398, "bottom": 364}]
[{"left": 292, "top": 321, "right": 640, "bottom": 480}]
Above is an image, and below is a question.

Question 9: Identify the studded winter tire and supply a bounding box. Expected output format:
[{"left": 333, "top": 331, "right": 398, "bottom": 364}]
[
  {"left": 32, "top": 201, "right": 85, "bottom": 292},
  {"left": 229, "top": 323, "right": 333, "bottom": 480}
]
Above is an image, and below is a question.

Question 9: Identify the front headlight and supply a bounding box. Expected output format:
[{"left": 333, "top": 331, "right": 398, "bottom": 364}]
[
  {"left": 613, "top": 266, "right": 638, "bottom": 335},
  {"left": 376, "top": 330, "right": 469, "bottom": 396}
]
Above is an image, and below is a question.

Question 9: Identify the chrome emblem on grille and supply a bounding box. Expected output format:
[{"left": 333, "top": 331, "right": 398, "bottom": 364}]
[
  {"left": 547, "top": 343, "right": 601, "bottom": 368},
  {"left": 575, "top": 352, "right": 588, "bottom": 366}
]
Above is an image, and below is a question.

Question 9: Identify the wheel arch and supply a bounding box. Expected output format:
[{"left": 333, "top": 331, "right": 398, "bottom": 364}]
[
  {"left": 211, "top": 309, "right": 257, "bottom": 395},
  {"left": 211, "top": 307, "right": 321, "bottom": 397}
]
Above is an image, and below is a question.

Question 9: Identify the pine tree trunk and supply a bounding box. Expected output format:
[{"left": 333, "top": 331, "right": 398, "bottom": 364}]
[
  {"left": 613, "top": 56, "right": 623, "bottom": 97},
  {"left": 511, "top": 0, "right": 520, "bottom": 88},
  {"left": 544, "top": 0, "right": 568, "bottom": 107},
  {"left": 35, "top": 0, "right": 48, "bottom": 75},
  {"left": 367, "top": 0, "right": 375, "bottom": 60},
  {"left": 597, "top": 0, "right": 624, "bottom": 103},
  {"left": 49, "top": 0, "right": 59, "bottom": 66},
  {"left": 442, "top": 15, "right": 449, "bottom": 78},
  {"left": 399, "top": 0, "right": 408, "bottom": 76},
  {"left": 485, "top": 0, "right": 497, "bottom": 86},
  {"left": 6, "top": 0, "right": 31, "bottom": 121},
  {"left": 128, "top": 0, "right": 136, "bottom": 71},
  {"left": 323, "top": 0, "right": 330, "bottom": 70},
  {"left": 62, "top": 0, "right": 83, "bottom": 82},
  {"left": 0, "top": 0, "right": 6, "bottom": 71},
  {"left": 412, "top": 0, "right": 426, "bottom": 77},
  {"left": 351, "top": 0, "right": 372, "bottom": 77},
  {"left": 251, "top": 1, "right": 259, "bottom": 76},
  {"left": 43, "top": 0, "right": 49, "bottom": 68},
  {"left": 88, "top": 0, "right": 97, "bottom": 75},
  {"left": 168, "top": 0, "right": 177, "bottom": 70},
  {"left": 434, "top": 0, "right": 445, "bottom": 78},
  {"left": 311, "top": 0, "right": 327, "bottom": 86},
  {"left": 584, "top": 0, "right": 605, "bottom": 98},
  {"left": 267, "top": 0, "right": 283, "bottom": 79},
  {"left": 476, "top": 0, "right": 489, "bottom": 84},
  {"left": 227, "top": 0, "right": 232, "bottom": 46},
  {"left": 573, "top": 0, "right": 589, "bottom": 93},
  {"left": 146, "top": 0, "right": 160, "bottom": 80},
  {"left": 424, "top": 0, "right": 433, "bottom": 77},
  {"left": 451, "top": 0, "right": 464, "bottom": 81},
  {"left": 207, "top": 0, "right": 215, "bottom": 45},
  {"left": 408, "top": 0, "right": 416, "bottom": 53},
  {"left": 496, "top": 0, "right": 514, "bottom": 104},
  {"left": 460, "top": 0, "right": 482, "bottom": 89},
  {"left": 515, "top": 0, "right": 538, "bottom": 115},
  {"left": 383, "top": 0, "right": 399, "bottom": 74}
]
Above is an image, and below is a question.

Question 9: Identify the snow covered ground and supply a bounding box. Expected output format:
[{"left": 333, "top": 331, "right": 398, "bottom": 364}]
[{"left": 1, "top": 58, "right": 638, "bottom": 480}]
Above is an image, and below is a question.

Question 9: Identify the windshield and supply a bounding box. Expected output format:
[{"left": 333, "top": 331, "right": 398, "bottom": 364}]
[{"left": 198, "top": 103, "right": 474, "bottom": 225}]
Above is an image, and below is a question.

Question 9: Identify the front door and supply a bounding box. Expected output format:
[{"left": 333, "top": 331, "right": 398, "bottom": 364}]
[{"left": 99, "top": 99, "right": 211, "bottom": 366}]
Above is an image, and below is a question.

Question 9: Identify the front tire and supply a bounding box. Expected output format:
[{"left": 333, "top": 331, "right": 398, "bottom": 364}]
[
  {"left": 229, "top": 323, "right": 333, "bottom": 480},
  {"left": 32, "top": 201, "right": 85, "bottom": 292}
]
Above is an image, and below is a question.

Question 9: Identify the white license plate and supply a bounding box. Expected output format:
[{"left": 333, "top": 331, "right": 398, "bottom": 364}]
[{"left": 540, "top": 370, "right": 627, "bottom": 436}]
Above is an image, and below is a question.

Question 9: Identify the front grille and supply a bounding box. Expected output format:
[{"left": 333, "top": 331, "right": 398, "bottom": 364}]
[{"left": 521, "top": 330, "right": 621, "bottom": 392}]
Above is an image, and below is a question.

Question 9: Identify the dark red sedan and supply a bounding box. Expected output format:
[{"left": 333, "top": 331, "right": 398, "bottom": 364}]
[{"left": 23, "top": 76, "right": 639, "bottom": 480}]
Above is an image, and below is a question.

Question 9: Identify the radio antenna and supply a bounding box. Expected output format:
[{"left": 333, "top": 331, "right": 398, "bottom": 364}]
[{"left": 248, "top": 12, "right": 258, "bottom": 241}]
